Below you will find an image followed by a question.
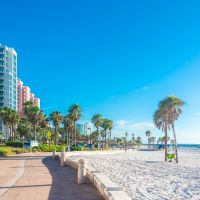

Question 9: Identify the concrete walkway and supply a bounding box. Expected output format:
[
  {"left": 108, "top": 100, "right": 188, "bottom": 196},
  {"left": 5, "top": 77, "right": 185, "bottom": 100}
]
[{"left": 0, "top": 153, "right": 104, "bottom": 200}]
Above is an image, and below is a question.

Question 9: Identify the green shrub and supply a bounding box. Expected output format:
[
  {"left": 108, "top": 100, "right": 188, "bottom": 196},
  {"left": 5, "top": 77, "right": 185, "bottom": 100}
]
[
  {"left": 15, "top": 149, "right": 23, "bottom": 154},
  {"left": 74, "top": 146, "right": 84, "bottom": 151},
  {"left": 3, "top": 149, "right": 13, "bottom": 156},
  {"left": 32, "top": 145, "right": 66, "bottom": 152},
  {"left": 6, "top": 141, "right": 23, "bottom": 148}
]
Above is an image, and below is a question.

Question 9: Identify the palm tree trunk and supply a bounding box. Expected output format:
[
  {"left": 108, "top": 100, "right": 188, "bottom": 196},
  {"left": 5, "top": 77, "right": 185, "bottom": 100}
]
[
  {"left": 55, "top": 126, "right": 57, "bottom": 145},
  {"left": 172, "top": 123, "right": 178, "bottom": 163},
  {"left": 164, "top": 130, "right": 168, "bottom": 162},
  {"left": 34, "top": 125, "right": 36, "bottom": 141},
  {"left": 10, "top": 125, "right": 12, "bottom": 142},
  {"left": 6, "top": 125, "right": 8, "bottom": 140},
  {"left": 12, "top": 124, "right": 14, "bottom": 142},
  {"left": 9, "top": 126, "right": 12, "bottom": 141},
  {"left": 97, "top": 126, "right": 99, "bottom": 149},
  {"left": 105, "top": 131, "right": 107, "bottom": 148},
  {"left": 74, "top": 121, "right": 76, "bottom": 146},
  {"left": 109, "top": 130, "right": 111, "bottom": 147}
]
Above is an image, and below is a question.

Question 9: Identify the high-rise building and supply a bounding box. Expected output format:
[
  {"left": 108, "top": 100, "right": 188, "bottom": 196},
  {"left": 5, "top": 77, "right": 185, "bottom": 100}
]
[
  {"left": 17, "top": 79, "right": 41, "bottom": 116},
  {"left": 0, "top": 44, "right": 17, "bottom": 136},
  {"left": 17, "top": 78, "right": 23, "bottom": 116},
  {"left": 34, "top": 97, "right": 40, "bottom": 108},
  {"left": 76, "top": 122, "right": 93, "bottom": 136}
]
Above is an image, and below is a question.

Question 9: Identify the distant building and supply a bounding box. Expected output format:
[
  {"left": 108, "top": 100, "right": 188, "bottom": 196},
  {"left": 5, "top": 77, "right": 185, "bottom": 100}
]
[
  {"left": 17, "top": 78, "right": 41, "bottom": 116},
  {"left": 0, "top": 44, "right": 17, "bottom": 136},
  {"left": 76, "top": 122, "right": 93, "bottom": 136}
]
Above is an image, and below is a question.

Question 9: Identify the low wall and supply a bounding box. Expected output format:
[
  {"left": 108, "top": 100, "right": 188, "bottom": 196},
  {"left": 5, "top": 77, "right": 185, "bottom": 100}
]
[{"left": 57, "top": 150, "right": 132, "bottom": 200}]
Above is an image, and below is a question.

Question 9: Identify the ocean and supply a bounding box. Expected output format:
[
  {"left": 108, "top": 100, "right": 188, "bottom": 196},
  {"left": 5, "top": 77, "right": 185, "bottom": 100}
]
[{"left": 177, "top": 144, "right": 200, "bottom": 151}]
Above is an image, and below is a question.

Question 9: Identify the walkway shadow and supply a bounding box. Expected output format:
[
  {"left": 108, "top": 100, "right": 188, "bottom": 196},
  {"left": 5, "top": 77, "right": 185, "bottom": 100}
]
[{"left": 42, "top": 157, "right": 104, "bottom": 200}]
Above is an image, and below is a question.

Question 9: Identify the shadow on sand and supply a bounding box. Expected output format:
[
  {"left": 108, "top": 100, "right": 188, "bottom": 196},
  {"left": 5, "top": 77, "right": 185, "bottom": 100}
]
[{"left": 42, "top": 157, "right": 104, "bottom": 200}]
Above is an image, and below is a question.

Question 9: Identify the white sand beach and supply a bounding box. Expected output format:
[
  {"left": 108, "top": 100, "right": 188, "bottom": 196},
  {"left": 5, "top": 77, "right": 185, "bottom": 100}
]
[{"left": 71, "top": 149, "right": 200, "bottom": 200}]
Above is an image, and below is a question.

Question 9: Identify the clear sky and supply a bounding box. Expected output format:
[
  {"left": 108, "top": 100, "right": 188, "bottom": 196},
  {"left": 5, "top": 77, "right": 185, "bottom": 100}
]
[{"left": 1, "top": 0, "right": 200, "bottom": 143}]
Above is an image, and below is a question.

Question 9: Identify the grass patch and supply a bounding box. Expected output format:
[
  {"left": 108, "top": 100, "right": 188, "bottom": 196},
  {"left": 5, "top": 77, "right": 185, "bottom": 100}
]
[
  {"left": 0, "top": 145, "right": 30, "bottom": 157},
  {"left": 0, "top": 145, "right": 14, "bottom": 156}
]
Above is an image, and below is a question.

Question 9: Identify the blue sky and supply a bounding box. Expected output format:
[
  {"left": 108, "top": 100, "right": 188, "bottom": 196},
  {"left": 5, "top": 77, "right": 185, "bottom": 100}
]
[{"left": 1, "top": 0, "right": 200, "bottom": 143}]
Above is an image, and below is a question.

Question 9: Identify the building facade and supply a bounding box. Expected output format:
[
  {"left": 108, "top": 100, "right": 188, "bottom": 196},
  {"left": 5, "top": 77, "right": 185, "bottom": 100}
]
[
  {"left": 76, "top": 122, "right": 93, "bottom": 136},
  {"left": 17, "top": 79, "right": 40, "bottom": 116},
  {"left": 0, "top": 44, "right": 17, "bottom": 135}
]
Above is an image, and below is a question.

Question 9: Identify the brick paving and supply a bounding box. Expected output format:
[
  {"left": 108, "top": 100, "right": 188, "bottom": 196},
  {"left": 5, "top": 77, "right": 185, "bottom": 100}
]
[{"left": 0, "top": 153, "right": 103, "bottom": 200}]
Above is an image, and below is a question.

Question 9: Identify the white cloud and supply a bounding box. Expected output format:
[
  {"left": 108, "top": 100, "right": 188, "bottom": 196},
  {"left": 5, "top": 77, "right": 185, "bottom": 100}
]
[
  {"left": 175, "top": 129, "right": 200, "bottom": 144},
  {"left": 114, "top": 120, "right": 155, "bottom": 132}
]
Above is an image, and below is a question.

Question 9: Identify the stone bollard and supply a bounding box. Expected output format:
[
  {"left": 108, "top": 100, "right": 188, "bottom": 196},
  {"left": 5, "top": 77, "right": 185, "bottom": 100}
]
[
  {"left": 77, "top": 159, "right": 86, "bottom": 184},
  {"left": 60, "top": 148, "right": 65, "bottom": 167},
  {"left": 53, "top": 149, "right": 56, "bottom": 159}
]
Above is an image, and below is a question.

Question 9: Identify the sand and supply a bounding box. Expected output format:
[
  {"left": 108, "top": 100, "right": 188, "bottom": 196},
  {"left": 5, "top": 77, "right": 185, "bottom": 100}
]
[{"left": 70, "top": 149, "right": 200, "bottom": 200}]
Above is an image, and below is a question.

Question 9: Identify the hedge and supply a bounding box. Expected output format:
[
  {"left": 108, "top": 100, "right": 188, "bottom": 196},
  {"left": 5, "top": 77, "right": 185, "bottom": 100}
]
[
  {"left": 32, "top": 145, "right": 66, "bottom": 152},
  {"left": 6, "top": 141, "right": 23, "bottom": 148},
  {"left": 32, "top": 145, "right": 85, "bottom": 152}
]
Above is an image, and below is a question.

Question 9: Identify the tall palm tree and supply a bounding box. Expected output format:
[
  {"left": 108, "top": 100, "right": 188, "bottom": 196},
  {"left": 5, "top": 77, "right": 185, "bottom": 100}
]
[
  {"left": 30, "top": 106, "right": 42, "bottom": 140},
  {"left": 125, "top": 132, "right": 128, "bottom": 140},
  {"left": 0, "top": 107, "right": 10, "bottom": 140},
  {"left": 63, "top": 114, "right": 74, "bottom": 147},
  {"left": 17, "top": 118, "right": 32, "bottom": 140},
  {"left": 91, "top": 114, "right": 103, "bottom": 148},
  {"left": 0, "top": 107, "right": 19, "bottom": 141},
  {"left": 10, "top": 110, "right": 20, "bottom": 141},
  {"left": 150, "top": 136, "right": 156, "bottom": 150},
  {"left": 132, "top": 133, "right": 135, "bottom": 144},
  {"left": 24, "top": 101, "right": 42, "bottom": 140},
  {"left": 50, "top": 111, "right": 63, "bottom": 145},
  {"left": 101, "top": 118, "right": 111, "bottom": 148},
  {"left": 136, "top": 136, "right": 142, "bottom": 148},
  {"left": 68, "top": 104, "right": 81, "bottom": 146},
  {"left": 125, "top": 132, "right": 128, "bottom": 148},
  {"left": 0, "top": 107, "right": 9, "bottom": 140},
  {"left": 108, "top": 120, "right": 113, "bottom": 146},
  {"left": 145, "top": 130, "right": 152, "bottom": 149},
  {"left": 153, "top": 109, "right": 170, "bottom": 161},
  {"left": 158, "top": 96, "right": 184, "bottom": 163}
]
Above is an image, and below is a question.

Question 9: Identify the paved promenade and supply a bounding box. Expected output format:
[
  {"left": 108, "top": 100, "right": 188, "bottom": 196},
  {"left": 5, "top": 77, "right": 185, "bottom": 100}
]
[{"left": 0, "top": 153, "right": 103, "bottom": 200}]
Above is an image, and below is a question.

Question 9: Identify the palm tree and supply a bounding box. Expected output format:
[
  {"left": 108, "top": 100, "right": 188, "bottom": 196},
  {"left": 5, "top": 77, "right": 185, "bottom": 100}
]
[
  {"left": 153, "top": 96, "right": 184, "bottom": 162},
  {"left": 153, "top": 109, "right": 170, "bottom": 161},
  {"left": 158, "top": 96, "right": 185, "bottom": 163},
  {"left": 125, "top": 132, "right": 128, "bottom": 140},
  {"left": 108, "top": 119, "right": 113, "bottom": 146},
  {"left": 10, "top": 110, "right": 20, "bottom": 141},
  {"left": 91, "top": 114, "right": 103, "bottom": 148},
  {"left": 50, "top": 111, "right": 63, "bottom": 145},
  {"left": 136, "top": 136, "right": 142, "bottom": 148},
  {"left": 0, "top": 107, "right": 11, "bottom": 140},
  {"left": 150, "top": 136, "right": 156, "bottom": 150},
  {"left": 132, "top": 133, "right": 135, "bottom": 145},
  {"left": 68, "top": 104, "right": 81, "bottom": 146},
  {"left": 24, "top": 101, "right": 42, "bottom": 140},
  {"left": 125, "top": 132, "right": 128, "bottom": 149},
  {"left": 101, "top": 118, "right": 111, "bottom": 148},
  {"left": 63, "top": 114, "right": 74, "bottom": 147},
  {"left": 30, "top": 106, "right": 42, "bottom": 140},
  {"left": 0, "top": 107, "right": 19, "bottom": 141},
  {"left": 17, "top": 118, "right": 32, "bottom": 140},
  {"left": 145, "top": 130, "right": 152, "bottom": 149}
]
